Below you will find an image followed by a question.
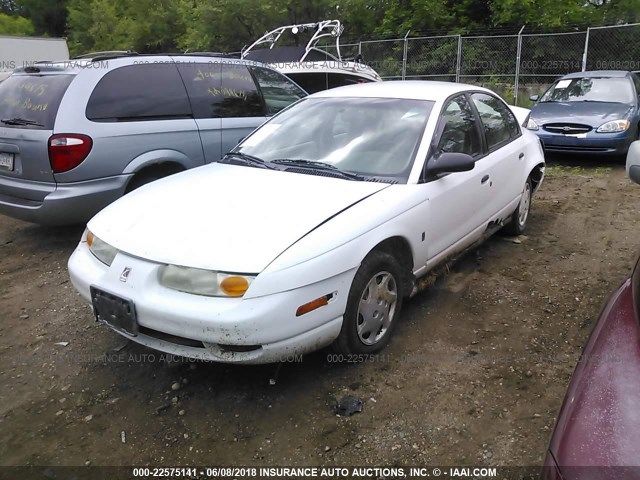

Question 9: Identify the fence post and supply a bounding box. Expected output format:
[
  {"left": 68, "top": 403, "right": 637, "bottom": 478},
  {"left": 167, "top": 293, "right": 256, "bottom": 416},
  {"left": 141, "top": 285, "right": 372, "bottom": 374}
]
[
  {"left": 514, "top": 25, "right": 525, "bottom": 105},
  {"left": 582, "top": 27, "right": 590, "bottom": 72},
  {"left": 455, "top": 35, "right": 462, "bottom": 83},
  {"left": 402, "top": 30, "right": 410, "bottom": 80},
  {"left": 358, "top": 41, "right": 362, "bottom": 57}
]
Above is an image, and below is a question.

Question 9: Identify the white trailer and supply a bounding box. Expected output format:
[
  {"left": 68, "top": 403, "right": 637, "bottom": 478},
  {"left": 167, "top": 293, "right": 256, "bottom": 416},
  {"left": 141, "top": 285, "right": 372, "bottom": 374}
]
[{"left": 0, "top": 35, "right": 69, "bottom": 80}]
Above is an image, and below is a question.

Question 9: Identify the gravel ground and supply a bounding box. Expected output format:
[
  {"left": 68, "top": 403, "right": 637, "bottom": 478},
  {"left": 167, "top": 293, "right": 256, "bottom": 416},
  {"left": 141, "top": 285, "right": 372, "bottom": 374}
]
[{"left": 1, "top": 161, "right": 638, "bottom": 467}]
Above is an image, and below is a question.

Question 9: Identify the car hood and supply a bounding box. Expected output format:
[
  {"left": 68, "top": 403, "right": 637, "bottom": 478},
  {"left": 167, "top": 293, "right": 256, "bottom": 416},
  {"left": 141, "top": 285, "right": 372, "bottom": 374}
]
[
  {"left": 531, "top": 101, "right": 633, "bottom": 128},
  {"left": 88, "top": 163, "right": 388, "bottom": 273}
]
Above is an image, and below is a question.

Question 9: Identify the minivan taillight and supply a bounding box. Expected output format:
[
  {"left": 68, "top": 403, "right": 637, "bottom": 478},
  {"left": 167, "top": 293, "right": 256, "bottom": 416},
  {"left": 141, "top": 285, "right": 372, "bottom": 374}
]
[{"left": 48, "top": 134, "right": 93, "bottom": 173}]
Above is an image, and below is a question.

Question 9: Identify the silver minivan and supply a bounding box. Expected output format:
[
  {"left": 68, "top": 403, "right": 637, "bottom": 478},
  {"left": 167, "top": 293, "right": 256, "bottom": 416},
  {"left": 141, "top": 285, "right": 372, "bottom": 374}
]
[{"left": 0, "top": 54, "right": 307, "bottom": 225}]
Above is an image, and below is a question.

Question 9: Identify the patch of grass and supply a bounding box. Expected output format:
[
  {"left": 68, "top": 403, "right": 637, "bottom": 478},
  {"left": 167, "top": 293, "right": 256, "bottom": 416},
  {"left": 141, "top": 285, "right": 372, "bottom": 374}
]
[{"left": 545, "top": 165, "right": 613, "bottom": 177}]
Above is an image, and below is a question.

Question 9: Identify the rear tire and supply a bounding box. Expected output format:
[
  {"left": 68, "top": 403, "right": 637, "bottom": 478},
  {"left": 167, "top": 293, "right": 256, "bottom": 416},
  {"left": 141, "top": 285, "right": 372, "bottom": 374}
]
[
  {"left": 503, "top": 177, "right": 532, "bottom": 236},
  {"left": 333, "top": 251, "right": 404, "bottom": 355}
]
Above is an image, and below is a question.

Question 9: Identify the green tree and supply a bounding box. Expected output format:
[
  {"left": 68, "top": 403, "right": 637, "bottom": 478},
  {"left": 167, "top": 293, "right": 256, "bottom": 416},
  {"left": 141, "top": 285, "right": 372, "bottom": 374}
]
[
  {"left": 67, "top": 0, "right": 184, "bottom": 55},
  {"left": 14, "top": 0, "right": 66, "bottom": 36},
  {"left": 122, "top": 0, "right": 184, "bottom": 52},
  {"left": 0, "top": 11, "right": 33, "bottom": 35},
  {"left": 85, "top": 0, "right": 133, "bottom": 51}
]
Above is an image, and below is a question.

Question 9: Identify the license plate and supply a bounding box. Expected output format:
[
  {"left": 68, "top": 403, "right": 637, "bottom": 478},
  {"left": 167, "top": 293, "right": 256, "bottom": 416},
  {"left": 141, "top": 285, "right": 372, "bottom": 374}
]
[
  {"left": 90, "top": 286, "right": 138, "bottom": 336},
  {"left": 0, "top": 152, "right": 14, "bottom": 171}
]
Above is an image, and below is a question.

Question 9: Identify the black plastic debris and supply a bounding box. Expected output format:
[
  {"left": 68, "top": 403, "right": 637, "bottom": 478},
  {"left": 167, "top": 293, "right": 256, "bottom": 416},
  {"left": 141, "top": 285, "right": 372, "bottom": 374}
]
[{"left": 335, "top": 395, "right": 363, "bottom": 416}]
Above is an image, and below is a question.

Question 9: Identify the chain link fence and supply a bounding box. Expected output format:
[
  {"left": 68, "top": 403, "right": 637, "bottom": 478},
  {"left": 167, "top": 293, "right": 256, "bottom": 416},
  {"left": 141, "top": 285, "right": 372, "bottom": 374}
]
[
  {"left": 459, "top": 35, "right": 518, "bottom": 100},
  {"left": 585, "top": 23, "right": 640, "bottom": 72},
  {"left": 359, "top": 38, "right": 405, "bottom": 78},
  {"left": 517, "top": 31, "right": 587, "bottom": 104},
  {"left": 405, "top": 35, "right": 459, "bottom": 81},
  {"left": 335, "top": 22, "right": 639, "bottom": 106}
]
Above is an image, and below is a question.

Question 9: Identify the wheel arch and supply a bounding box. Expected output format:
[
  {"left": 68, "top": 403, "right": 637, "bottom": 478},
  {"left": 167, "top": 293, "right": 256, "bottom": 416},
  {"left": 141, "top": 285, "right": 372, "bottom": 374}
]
[
  {"left": 130, "top": 161, "right": 186, "bottom": 178},
  {"left": 367, "top": 236, "right": 415, "bottom": 297},
  {"left": 529, "top": 162, "right": 545, "bottom": 194},
  {"left": 122, "top": 149, "right": 196, "bottom": 175}
]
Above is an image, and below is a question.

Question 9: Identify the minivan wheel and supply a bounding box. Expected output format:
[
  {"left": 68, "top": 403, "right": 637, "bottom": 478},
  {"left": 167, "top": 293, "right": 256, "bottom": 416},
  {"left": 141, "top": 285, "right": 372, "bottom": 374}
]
[
  {"left": 503, "top": 177, "right": 532, "bottom": 236},
  {"left": 333, "top": 251, "right": 404, "bottom": 355}
]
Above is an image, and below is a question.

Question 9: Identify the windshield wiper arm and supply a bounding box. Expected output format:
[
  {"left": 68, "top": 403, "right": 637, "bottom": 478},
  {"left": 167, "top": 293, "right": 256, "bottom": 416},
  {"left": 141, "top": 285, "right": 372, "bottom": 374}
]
[
  {"left": 578, "top": 99, "right": 622, "bottom": 103},
  {"left": 1, "top": 117, "right": 44, "bottom": 126},
  {"left": 222, "top": 152, "right": 276, "bottom": 170},
  {"left": 271, "top": 158, "right": 364, "bottom": 180}
]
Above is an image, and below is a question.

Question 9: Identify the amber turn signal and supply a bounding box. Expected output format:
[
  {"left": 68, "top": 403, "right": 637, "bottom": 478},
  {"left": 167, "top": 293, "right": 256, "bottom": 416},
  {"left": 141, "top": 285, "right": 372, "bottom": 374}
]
[
  {"left": 86, "top": 230, "right": 95, "bottom": 247},
  {"left": 220, "top": 276, "right": 250, "bottom": 297},
  {"left": 296, "top": 295, "right": 330, "bottom": 317}
]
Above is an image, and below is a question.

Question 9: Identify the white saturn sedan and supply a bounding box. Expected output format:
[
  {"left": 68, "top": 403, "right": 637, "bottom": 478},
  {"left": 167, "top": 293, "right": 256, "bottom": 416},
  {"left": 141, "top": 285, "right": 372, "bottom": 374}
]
[{"left": 68, "top": 81, "right": 545, "bottom": 364}]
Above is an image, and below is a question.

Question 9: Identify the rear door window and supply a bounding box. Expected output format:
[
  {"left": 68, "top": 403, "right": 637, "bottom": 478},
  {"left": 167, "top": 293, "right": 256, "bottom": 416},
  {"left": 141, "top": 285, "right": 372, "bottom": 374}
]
[
  {"left": 0, "top": 74, "right": 74, "bottom": 129},
  {"left": 177, "top": 62, "right": 223, "bottom": 119},
  {"left": 470, "top": 93, "right": 516, "bottom": 150},
  {"left": 86, "top": 64, "right": 192, "bottom": 122},
  {"left": 249, "top": 66, "right": 306, "bottom": 115},
  {"left": 217, "top": 64, "right": 264, "bottom": 118},
  {"left": 181, "top": 63, "right": 265, "bottom": 118}
]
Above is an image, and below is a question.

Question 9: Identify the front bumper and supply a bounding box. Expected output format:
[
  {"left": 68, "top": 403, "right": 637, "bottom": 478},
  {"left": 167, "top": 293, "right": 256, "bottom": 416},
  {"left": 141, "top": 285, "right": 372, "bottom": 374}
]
[
  {"left": 0, "top": 174, "right": 131, "bottom": 226},
  {"left": 533, "top": 130, "right": 635, "bottom": 156},
  {"left": 68, "top": 242, "right": 351, "bottom": 364}
]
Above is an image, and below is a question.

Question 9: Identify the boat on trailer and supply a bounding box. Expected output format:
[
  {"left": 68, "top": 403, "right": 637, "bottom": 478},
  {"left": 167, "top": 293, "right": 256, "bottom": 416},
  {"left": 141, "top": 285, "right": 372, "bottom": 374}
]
[{"left": 241, "top": 20, "right": 381, "bottom": 93}]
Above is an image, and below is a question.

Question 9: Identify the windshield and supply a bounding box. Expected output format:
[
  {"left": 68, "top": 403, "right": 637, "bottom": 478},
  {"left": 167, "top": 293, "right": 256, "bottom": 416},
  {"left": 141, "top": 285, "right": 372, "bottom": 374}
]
[
  {"left": 0, "top": 74, "right": 75, "bottom": 129},
  {"left": 539, "top": 77, "right": 634, "bottom": 104},
  {"left": 235, "top": 97, "right": 433, "bottom": 182}
]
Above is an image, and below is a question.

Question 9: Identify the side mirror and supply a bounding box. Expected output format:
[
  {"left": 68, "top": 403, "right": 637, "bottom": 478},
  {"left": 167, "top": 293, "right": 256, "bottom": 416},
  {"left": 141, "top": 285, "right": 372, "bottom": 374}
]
[
  {"left": 626, "top": 141, "right": 640, "bottom": 184},
  {"left": 529, "top": 95, "right": 539, "bottom": 102},
  {"left": 425, "top": 152, "right": 475, "bottom": 177}
]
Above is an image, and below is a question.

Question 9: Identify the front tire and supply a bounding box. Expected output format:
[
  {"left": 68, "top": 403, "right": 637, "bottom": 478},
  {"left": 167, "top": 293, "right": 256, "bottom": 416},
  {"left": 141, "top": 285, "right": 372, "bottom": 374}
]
[
  {"left": 333, "top": 251, "right": 404, "bottom": 355},
  {"left": 503, "top": 177, "right": 532, "bottom": 236}
]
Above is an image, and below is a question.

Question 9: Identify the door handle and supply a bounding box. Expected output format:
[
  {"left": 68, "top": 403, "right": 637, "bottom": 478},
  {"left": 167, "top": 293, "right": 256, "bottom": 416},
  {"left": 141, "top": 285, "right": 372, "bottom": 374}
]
[
  {"left": 481, "top": 175, "right": 490, "bottom": 184},
  {"left": 519, "top": 152, "right": 525, "bottom": 159}
]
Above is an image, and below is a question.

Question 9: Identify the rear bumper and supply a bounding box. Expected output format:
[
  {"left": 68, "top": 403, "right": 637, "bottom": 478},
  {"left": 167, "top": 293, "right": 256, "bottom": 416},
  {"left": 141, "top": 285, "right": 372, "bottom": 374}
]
[
  {"left": 534, "top": 130, "right": 635, "bottom": 156},
  {"left": 0, "top": 174, "right": 132, "bottom": 226}
]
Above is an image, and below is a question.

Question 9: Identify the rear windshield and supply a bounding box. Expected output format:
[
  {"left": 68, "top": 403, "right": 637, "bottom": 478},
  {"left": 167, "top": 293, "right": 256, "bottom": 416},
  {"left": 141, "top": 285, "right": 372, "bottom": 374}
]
[{"left": 0, "top": 74, "right": 74, "bottom": 129}]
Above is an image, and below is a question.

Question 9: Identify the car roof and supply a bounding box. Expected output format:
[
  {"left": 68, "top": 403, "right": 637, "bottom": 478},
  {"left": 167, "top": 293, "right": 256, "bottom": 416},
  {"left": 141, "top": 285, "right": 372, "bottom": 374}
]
[
  {"left": 310, "top": 80, "right": 494, "bottom": 101},
  {"left": 11, "top": 54, "right": 264, "bottom": 76},
  {"left": 561, "top": 70, "right": 630, "bottom": 79}
]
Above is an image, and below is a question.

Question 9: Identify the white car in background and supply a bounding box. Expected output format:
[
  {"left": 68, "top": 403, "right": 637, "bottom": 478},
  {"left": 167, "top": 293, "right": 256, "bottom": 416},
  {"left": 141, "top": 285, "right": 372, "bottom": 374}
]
[{"left": 68, "top": 81, "right": 545, "bottom": 364}]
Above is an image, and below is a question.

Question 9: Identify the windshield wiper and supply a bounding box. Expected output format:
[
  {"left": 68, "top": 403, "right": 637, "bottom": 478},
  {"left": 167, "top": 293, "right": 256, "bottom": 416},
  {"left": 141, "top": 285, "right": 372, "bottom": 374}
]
[
  {"left": 1, "top": 117, "right": 44, "bottom": 126},
  {"left": 577, "top": 99, "right": 622, "bottom": 104},
  {"left": 222, "top": 152, "right": 276, "bottom": 170},
  {"left": 271, "top": 159, "right": 365, "bottom": 181}
]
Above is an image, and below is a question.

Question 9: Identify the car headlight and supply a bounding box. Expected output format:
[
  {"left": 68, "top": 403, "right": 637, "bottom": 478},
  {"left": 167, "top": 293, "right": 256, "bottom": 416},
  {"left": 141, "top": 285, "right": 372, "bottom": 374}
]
[
  {"left": 596, "top": 119, "right": 630, "bottom": 133},
  {"left": 158, "top": 264, "right": 256, "bottom": 297},
  {"left": 85, "top": 229, "right": 118, "bottom": 266},
  {"left": 525, "top": 117, "right": 539, "bottom": 131}
]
